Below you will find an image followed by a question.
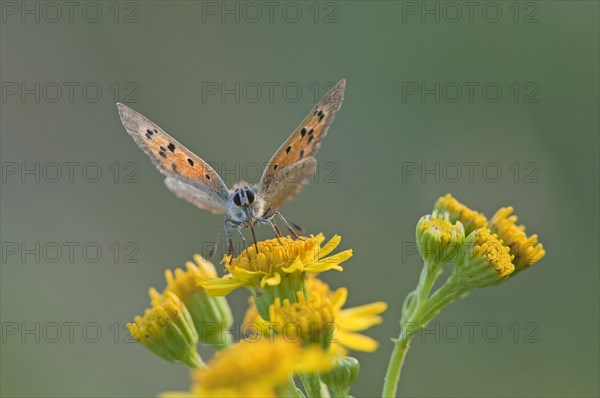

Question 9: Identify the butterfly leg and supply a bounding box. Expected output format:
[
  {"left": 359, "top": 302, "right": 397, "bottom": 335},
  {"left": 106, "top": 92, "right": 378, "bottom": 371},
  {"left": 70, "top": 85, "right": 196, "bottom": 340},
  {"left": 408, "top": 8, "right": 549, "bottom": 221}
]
[
  {"left": 255, "top": 217, "right": 283, "bottom": 245},
  {"left": 223, "top": 218, "right": 241, "bottom": 258},
  {"left": 207, "top": 227, "right": 226, "bottom": 258},
  {"left": 206, "top": 241, "right": 219, "bottom": 259},
  {"left": 287, "top": 219, "right": 305, "bottom": 233},
  {"left": 236, "top": 227, "right": 250, "bottom": 256},
  {"left": 275, "top": 211, "right": 300, "bottom": 239}
]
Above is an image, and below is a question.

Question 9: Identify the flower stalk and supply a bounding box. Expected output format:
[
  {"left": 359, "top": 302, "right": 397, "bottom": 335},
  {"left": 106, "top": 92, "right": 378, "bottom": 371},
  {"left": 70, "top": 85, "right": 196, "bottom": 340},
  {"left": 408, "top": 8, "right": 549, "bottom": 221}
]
[{"left": 300, "top": 373, "right": 328, "bottom": 398}]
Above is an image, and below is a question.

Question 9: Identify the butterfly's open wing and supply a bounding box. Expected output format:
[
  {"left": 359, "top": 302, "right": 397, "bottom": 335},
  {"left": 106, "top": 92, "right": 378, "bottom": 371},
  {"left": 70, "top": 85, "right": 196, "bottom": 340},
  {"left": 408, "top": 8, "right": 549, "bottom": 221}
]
[
  {"left": 117, "top": 103, "right": 230, "bottom": 215},
  {"left": 258, "top": 80, "right": 345, "bottom": 216}
]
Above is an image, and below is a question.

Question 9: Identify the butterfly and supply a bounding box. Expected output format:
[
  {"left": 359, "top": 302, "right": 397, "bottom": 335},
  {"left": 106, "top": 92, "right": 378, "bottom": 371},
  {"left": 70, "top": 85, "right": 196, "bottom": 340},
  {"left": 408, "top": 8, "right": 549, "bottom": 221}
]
[{"left": 117, "top": 79, "right": 345, "bottom": 257}]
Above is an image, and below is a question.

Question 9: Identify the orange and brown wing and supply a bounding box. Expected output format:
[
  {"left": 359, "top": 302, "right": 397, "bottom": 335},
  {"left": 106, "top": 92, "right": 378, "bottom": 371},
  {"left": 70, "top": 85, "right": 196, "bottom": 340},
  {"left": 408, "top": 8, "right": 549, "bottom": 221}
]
[
  {"left": 117, "top": 103, "right": 230, "bottom": 214},
  {"left": 259, "top": 80, "right": 345, "bottom": 214}
]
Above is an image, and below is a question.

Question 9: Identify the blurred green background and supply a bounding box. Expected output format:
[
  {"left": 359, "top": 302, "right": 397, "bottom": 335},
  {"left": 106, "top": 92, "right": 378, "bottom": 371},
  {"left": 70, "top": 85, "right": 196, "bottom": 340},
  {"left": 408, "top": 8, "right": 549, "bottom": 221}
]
[{"left": 1, "top": 1, "right": 598, "bottom": 397}]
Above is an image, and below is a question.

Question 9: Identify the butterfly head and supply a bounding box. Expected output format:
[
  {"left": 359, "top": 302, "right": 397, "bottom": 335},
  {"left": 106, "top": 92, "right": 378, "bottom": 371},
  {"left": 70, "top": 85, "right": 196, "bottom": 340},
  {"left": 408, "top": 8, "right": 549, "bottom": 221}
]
[
  {"left": 228, "top": 183, "right": 264, "bottom": 224},
  {"left": 232, "top": 186, "right": 255, "bottom": 208}
]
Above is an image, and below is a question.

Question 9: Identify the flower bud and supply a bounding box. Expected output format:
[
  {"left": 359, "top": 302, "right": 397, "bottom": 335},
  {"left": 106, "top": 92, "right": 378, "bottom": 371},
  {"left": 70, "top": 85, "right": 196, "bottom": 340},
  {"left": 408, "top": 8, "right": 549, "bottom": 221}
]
[
  {"left": 434, "top": 194, "right": 487, "bottom": 235},
  {"left": 489, "top": 207, "right": 546, "bottom": 272},
  {"left": 417, "top": 211, "right": 465, "bottom": 264},
  {"left": 321, "top": 356, "right": 360, "bottom": 397},
  {"left": 454, "top": 228, "right": 515, "bottom": 288},
  {"left": 128, "top": 291, "right": 203, "bottom": 368},
  {"left": 162, "top": 254, "right": 233, "bottom": 348}
]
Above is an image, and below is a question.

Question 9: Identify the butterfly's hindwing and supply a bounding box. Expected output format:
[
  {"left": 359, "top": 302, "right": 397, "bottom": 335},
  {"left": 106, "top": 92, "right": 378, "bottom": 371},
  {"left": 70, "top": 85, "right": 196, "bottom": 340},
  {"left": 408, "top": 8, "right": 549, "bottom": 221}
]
[
  {"left": 164, "top": 177, "right": 228, "bottom": 214},
  {"left": 260, "top": 157, "right": 317, "bottom": 216}
]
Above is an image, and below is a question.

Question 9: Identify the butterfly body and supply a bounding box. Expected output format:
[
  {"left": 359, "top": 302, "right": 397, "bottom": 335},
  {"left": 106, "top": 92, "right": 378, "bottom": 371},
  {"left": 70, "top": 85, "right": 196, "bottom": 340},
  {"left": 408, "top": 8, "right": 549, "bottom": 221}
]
[{"left": 117, "top": 80, "right": 345, "bottom": 256}]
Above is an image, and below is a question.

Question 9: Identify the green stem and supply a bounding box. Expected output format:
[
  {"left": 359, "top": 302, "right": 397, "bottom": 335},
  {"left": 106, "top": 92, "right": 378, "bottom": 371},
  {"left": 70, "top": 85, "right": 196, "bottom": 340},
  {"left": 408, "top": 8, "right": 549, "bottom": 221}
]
[
  {"left": 300, "top": 373, "right": 325, "bottom": 398},
  {"left": 319, "top": 381, "right": 331, "bottom": 398},
  {"left": 382, "top": 325, "right": 414, "bottom": 398},
  {"left": 419, "top": 282, "right": 468, "bottom": 326},
  {"left": 182, "top": 350, "right": 206, "bottom": 369},
  {"left": 414, "top": 260, "right": 442, "bottom": 310},
  {"left": 382, "top": 261, "right": 457, "bottom": 397},
  {"left": 283, "top": 377, "right": 304, "bottom": 398}
]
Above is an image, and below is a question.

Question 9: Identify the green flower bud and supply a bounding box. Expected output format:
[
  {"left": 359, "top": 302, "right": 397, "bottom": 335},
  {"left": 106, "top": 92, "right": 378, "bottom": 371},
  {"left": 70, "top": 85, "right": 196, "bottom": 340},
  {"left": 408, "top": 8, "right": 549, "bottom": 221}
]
[
  {"left": 434, "top": 194, "right": 488, "bottom": 235},
  {"left": 160, "top": 255, "right": 233, "bottom": 349},
  {"left": 416, "top": 211, "right": 465, "bottom": 264},
  {"left": 453, "top": 228, "right": 515, "bottom": 289},
  {"left": 321, "top": 356, "right": 360, "bottom": 397},
  {"left": 128, "top": 291, "right": 203, "bottom": 368}
]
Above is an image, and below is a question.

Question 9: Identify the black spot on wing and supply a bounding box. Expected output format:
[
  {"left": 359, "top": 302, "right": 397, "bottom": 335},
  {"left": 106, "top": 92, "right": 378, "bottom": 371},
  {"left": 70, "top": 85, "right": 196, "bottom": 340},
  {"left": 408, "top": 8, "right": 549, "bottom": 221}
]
[
  {"left": 146, "top": 129, "right": 154, "bottom": 136},
  {"left": 300, "top": 150, "right": 304, "bottom": 159},
  {"left": 159, "top": 151, "right": 167, "bottom": 159},
  {"left": 167, "top": 143, "right": 176, "bottom": 153},
  {"left": 159, "top": 146, "right": 167, "bottom": 152},
  {"left": 187, "top": 158, "right": 194, "bottom": 166},
  {"left": 145, "top": 133, "right": 152, "bottom": 139},
  {"left": 205, "top": 174, "right": 211, "bottom": 180},
  {"left": 300, "top": 128, "right": 307, "bottom": 137},
  {"left": 171, "top": 163, "right": 178, "bottom": 173},
  {"left": 307, "top": 135, "right": 314, "bottom": 144},
  {"left": 286, "top": 146, "right": 292, "bottom": 154},
  {"left": 273, "top": 164, "right": 278, "bottom": 170}
]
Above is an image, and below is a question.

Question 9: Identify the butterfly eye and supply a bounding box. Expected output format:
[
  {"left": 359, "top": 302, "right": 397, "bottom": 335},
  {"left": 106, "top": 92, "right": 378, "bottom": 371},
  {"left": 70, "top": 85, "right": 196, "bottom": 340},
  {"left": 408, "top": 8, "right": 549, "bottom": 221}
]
[
  {"left": 245, "top": 189, "right": 255, "bottom": 204},
  {"left": 233, "top": 192, "right": 241, "bottom": 206}
]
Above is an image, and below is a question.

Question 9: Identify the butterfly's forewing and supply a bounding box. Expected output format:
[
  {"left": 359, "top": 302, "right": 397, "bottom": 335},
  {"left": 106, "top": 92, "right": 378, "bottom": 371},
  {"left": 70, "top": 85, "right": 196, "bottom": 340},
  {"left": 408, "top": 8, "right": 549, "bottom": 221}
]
[
  {"left": 258, "top": 80, "right": 345, "bottom": 215},
  {"left": 117, "top": 103, "right": 230, "bottom": 214}
]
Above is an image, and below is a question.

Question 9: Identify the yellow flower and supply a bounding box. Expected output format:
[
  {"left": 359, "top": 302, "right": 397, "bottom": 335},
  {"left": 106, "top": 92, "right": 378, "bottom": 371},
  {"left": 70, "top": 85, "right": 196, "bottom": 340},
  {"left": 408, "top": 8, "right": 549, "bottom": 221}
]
[
  {"left": 435, "top": 194, "right": 545, "bottom": 274},
  {"left": 161, "top": 338, "right": 334, "bottom": 398},
  {"left": 198, "top": 234, "right": 353, "bottom": 320},
  {"left": 128, "top": 291, "right": 203, "bottom": 368},
  {"left": 454, "top": 228, "right": 515, "bottom": 288},
  {"left": 434, "top": 194, "right": 488, "bottom": 235},
  {"left": 159, "top": 255, "right": 233, "bottom": 348},
  {"left": 471, "top": 228, "right": 515, "bottom": 277},
  {"left": 490, "top": 207, "right": 546, "bottom": 271},
  {"left": 416, "top": 211, "right": 465, "bottom": 264},
  {"left": 327, "top": 279, "right": 387, "bottom": 355},
  {"left": 243, "top": 275, "right": 387, "bottom": 355},
  {"left": 269, "top": 291, "right": 335, "bottom": 348},
  {"left": 164, "top": 254, "right": 218, "bottom": 297}
]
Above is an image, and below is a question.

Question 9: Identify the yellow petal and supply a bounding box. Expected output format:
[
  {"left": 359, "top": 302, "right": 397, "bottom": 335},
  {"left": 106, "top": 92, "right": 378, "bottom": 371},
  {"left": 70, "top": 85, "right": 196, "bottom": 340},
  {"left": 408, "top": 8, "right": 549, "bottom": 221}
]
[
  {"left": 260, "top": 272, "right": 282, "bottom": 288},
  {"left": 340, "top": 301, "right": 388, "bottom": 318},
  {"left": 197, "top": 277, "right": 245, "bottom": 296},
  {"left": 281, "top": 258, "right": 305, "bottom": 273},
  {"left": 337, "top": 313, "right": 384, "bottom": 331},
  {"left": 307, "top": 250, "right": 352, "bottom": 272},
  {"left": 230, "top": 266, "right": 265, "bottom": 282},
  {"left": 329, "top": 287, "right": 348, "bottom": 311},
  {"left": 318, "top": 235, "right": 342, "bottom": 258},
  {"left": 335, "top": 331, "right": 379, "bottom": 352}
]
